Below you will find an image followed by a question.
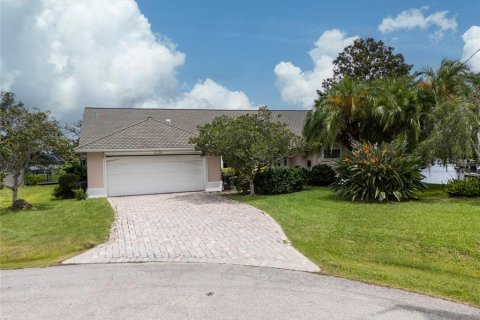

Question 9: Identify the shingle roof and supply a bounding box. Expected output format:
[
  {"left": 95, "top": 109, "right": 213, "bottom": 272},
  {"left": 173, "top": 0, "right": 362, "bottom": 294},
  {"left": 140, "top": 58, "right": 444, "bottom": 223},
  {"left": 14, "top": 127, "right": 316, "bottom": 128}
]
[{"left": 77, "top": 108, "right": 308, "bottom": 151}]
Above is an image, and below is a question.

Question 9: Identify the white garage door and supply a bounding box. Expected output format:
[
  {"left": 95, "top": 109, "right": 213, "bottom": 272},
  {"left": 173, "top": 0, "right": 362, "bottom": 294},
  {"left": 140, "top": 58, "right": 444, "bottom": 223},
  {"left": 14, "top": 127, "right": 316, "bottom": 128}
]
[{"left": 106, "top": 155, "right": 205, "bottom": 196}]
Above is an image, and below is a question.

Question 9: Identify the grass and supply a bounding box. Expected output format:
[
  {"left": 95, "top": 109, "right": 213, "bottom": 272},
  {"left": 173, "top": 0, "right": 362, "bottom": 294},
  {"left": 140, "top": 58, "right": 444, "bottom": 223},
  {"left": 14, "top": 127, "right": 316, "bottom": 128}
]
[
  {"left": 0, "top": 185, "right": 114, "bottom": 269},
  {"left": 226, "top": 185, "right": 480, "bottom": 306}
]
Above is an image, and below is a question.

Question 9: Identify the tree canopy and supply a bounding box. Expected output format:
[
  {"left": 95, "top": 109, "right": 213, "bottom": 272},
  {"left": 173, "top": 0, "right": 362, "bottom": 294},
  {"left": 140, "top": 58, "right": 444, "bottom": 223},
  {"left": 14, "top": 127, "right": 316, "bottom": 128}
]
[
  {"left": 321, "top": 37, "right": 412, "bottom": 92},
  {"left": 189, "top": 107, "right": 299, "bottom": 195},
  {"left": 416, "top": 59, "right": 480, "bottom": 163},
  {"left": 0, "top": 91, "right": 72, "bottom": 207},
  {"left": 305, "top": 76, "right": 420, "bottom": 149}
]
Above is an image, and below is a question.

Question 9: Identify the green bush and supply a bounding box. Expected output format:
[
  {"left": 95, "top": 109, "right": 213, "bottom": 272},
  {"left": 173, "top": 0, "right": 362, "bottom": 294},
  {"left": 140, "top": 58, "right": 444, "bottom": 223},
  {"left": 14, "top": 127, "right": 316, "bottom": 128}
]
[
  {"left": 445, "top": 179, "right": 480, "bottom": 197},
  {"left": 309, "top": 164, "right": 336, "bottom": 186},
  {"left": 73, "top": 188, "right": 88, "bottom": 200},
  {"left": 53, "top": 174, "right": 80, "bottom": 199},
  {"left": 23, "top": 173, "right": 42, "bottom": 186},
  {"left": 332, "top": 141, "right": 426, "bottom": 202},
  {"left": 294, "top": 165, "right": 311, "bottom": 184},
  {"left": 254, "top": 167, "right": 305, "bottom": 195},
  {"left": 63, "top": 162, "right": 87, "bottom": 181}
]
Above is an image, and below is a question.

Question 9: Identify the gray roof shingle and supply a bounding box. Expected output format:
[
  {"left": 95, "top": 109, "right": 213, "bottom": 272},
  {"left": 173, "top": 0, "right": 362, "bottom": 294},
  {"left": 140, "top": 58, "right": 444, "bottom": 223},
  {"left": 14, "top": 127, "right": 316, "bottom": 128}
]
[{"left": 77, "top": 108, "right": 308, "bottom": 151}]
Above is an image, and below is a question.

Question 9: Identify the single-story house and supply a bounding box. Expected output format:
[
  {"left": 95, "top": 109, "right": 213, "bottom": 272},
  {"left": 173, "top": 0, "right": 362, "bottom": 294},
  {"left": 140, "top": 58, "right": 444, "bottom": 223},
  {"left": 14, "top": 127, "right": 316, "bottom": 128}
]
[{"left": 76, "top": 107, "right": 343, "bottom": 197}]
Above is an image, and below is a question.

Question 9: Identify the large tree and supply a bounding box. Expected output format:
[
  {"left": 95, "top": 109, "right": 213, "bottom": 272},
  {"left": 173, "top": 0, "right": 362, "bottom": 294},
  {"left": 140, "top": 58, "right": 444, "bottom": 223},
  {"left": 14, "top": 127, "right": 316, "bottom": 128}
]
[
  {"left": 0, "top": 92, "right": 72, "bottom": 207},
  {"left": 321, "top": 38, "right": 412, "bottom": 92},
  {"left": 190, "top": 107, "right": 299, "bottom": 195},
  {"left": 416, "top": 59, "right": 480, "bottom": 163},
  {"left": 304, "top": 76, "right": 420, "bottom": 149}
]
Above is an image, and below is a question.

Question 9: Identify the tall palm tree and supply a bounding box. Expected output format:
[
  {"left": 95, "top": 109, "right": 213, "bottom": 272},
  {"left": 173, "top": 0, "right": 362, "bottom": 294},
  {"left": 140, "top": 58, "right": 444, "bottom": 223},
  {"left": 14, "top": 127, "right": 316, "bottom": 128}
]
[
  {"left": 416, "top": 59, "right": 480, "bottom": 162},
  {"left": 304, "top": 76, "right": 420, "bottom": 149}
]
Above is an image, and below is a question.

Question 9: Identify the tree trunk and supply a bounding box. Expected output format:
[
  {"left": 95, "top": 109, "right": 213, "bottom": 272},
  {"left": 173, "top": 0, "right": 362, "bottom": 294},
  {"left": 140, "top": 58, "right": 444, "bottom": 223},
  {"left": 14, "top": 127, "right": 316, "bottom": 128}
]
[
  {"left": 12, "top": 172, "right": 20, "bottom": 206},
  {"left": 249, "top": 176, "right": 255, "bottom": 195}
]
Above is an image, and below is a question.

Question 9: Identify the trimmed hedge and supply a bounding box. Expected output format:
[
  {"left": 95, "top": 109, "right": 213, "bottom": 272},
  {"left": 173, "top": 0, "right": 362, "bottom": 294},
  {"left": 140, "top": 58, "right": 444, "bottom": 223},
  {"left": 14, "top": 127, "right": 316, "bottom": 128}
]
[
  {"left": 254, "top": 167, "right": 305, "bottom": 195},
  {"left": 309, "top": 164, "right": 336, "bottom": 186},
  {"left": 445, "top": 179, "right": 480, "bottom": 197}
]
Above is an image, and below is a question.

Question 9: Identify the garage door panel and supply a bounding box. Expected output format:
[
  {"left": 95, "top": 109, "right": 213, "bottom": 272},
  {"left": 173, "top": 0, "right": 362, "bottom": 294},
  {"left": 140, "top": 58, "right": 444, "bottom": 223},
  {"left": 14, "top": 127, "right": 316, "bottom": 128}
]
[
  {"left": 106, "top": 155, "right": 205, "bottom": 196},
  {"left": 108, "top": 164, "right": 203, "bottom": 176}
]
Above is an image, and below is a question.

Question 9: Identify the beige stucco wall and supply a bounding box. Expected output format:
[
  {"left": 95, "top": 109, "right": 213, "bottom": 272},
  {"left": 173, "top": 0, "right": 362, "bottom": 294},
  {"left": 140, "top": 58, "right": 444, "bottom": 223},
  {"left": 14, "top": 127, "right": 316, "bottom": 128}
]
[
  {"left": 207, "top": 156, "right": 221, "bottom": 182},
  {"left": 87, "top": 152, "right": 104, "bottom": 188}
]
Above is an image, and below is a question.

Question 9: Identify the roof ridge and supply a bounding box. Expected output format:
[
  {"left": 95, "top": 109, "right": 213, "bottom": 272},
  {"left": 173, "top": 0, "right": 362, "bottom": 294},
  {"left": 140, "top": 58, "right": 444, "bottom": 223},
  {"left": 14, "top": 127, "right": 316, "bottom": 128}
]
[{"left": 84, "top": 107, "right": 309, "bottom": 112}]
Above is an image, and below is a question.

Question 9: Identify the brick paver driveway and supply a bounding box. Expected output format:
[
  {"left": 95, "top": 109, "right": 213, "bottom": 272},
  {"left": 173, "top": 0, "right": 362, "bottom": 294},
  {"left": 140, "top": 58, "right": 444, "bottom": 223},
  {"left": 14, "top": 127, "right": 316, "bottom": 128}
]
[{"left": 64, "top": 192, "right": 319, "bottom": 272}]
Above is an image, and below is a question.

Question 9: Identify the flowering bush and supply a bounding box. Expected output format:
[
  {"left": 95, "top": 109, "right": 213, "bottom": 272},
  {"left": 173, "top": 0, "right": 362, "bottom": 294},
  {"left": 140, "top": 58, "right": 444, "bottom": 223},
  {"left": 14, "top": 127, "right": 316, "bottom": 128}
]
[{"left": 332, "top": 141, "right": 426, "bottom": 202}]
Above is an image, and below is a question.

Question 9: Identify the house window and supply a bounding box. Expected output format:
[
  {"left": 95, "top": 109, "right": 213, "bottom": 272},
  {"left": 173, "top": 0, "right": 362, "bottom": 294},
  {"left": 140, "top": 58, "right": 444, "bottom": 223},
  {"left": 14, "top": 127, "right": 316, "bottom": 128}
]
[
  {"left": 80, "top": 158, "right": 87, "bottom": 166},
  {"left": 283, "top": 157, "right": 287, "bottom": 166},
  {"left": 324, "top": 148, "right": 341, "bottom": 159}
]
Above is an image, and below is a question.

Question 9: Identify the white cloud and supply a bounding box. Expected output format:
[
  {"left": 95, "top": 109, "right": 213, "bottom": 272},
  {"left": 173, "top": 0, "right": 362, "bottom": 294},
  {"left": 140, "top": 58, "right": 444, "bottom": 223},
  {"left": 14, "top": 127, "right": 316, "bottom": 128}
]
[
  {"left": 462, "top": 26, "right": 480, "bottom": 73},
  {"left": 0, "top": 0, "right": 252, "bottom": 120},
  {"left": 378, "top": 6, "right": 457, "bottom": 41},
  {"left": 274, "top": 29, "right": 358, "bottom": 109},
  {"left": 139, "top": 78, "right": 253, "bottom": 109}
]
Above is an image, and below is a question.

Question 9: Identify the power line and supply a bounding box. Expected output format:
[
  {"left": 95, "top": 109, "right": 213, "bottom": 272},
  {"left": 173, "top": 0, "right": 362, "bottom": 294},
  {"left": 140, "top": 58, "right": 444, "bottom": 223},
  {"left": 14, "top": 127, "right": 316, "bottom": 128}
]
[{"left": 459, "top": 48, "right": 480, "bottom": 68}]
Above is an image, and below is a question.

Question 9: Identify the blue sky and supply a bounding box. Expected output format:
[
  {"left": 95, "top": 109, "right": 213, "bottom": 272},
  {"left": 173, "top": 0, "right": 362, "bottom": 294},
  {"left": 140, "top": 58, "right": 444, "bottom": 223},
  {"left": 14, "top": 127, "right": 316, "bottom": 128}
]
[
  {"left": 137, "top": 0, "right": 480, "bottom": 109},
  {"left": 1, "top": 0, "right": 479, "bottom": 120}
]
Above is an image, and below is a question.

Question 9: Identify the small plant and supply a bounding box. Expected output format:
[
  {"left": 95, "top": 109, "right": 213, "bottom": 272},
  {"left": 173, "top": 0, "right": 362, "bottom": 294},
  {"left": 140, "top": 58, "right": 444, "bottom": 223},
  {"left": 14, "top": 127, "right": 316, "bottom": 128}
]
[
  {"left": 23, "top": 173, "right": 42, "bottom": 186},
  {"left": 73, "top": 188, "right": 88, "bottom": 200},
  {"left": 445, "top": 179, "right": 480, "bottom": 197},
  {"left": 53, "top": 174, "right": 80, "bottom": 199},
  {"left": 309, "top": 164, "right": 336, "bottom": 186},
  {"left": 254, "top": 167, "right": 305, "bottom": 195},
  {"left": 333, "top": 141, "right": 426, "bottom": 202}
]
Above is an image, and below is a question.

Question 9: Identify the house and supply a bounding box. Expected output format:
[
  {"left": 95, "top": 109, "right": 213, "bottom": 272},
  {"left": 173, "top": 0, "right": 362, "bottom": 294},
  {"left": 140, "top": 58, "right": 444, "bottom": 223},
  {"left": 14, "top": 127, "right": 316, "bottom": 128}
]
[{"left": 76, "top": 107, "right": 343, "bottom": 197}]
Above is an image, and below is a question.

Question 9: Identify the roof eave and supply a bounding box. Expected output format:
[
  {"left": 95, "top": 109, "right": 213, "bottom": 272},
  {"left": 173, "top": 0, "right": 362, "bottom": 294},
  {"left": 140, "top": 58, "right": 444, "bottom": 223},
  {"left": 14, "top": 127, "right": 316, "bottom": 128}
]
[{"left": 75, "top": 147, "right": 197, "bottom": 153}]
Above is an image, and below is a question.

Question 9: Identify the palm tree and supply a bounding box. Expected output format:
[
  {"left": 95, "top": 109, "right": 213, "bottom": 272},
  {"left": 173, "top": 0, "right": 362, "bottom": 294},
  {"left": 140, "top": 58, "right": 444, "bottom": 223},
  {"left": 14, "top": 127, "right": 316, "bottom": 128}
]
[
  {"left": 416, "top": 59, "right": 480, "bottom": 163},
  {"left": 304, "top": 76, "right": 420, "bottom": 149}
]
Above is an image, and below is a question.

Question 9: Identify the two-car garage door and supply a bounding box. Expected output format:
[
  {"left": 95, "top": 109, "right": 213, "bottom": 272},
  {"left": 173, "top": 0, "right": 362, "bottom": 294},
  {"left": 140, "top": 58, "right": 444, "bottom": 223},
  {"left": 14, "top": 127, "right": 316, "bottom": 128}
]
[{"left": 106, "top": 155, "right": 205, "bottom": 196}]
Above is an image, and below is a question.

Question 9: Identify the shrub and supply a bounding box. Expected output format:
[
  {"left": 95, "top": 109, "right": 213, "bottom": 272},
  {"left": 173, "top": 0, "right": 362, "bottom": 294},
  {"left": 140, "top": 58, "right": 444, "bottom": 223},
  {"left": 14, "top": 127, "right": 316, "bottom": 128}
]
[
  {"left": 332, "top": 141, "right": 426, "bottom": 202},
  {"left": 73, "top": 188, "right": 88, "bottom": 200},
  {"left": 63, "top": 162, "right": 87, "bottom": 181},
  {"left": 254, "top": 167, "right": 305, "bottom": 195},
  {"left": 23, "top": 173, "right": 42, "bottom": 186},
  {"left": 294, "top": 165, "right": 311, "bottom": 184},
  {"left": 445, "top": 179, "right": 480, "bottom": 197},
  {"left": 53, "top": 174, "right": 80, "bottom": 199},
  {"left": 309, "top": 164, "right": 336, "bottom": 186}
]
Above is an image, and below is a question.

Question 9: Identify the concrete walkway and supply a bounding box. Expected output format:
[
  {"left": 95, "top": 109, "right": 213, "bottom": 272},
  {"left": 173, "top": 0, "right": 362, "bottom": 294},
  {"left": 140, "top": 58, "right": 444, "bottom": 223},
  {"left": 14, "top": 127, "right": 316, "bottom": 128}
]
[
  {"left": 64, "top": 192, "right": 319, "bottom": 272},
  {"left": 2, "top": 263, "right": 478, "bottom": 320}
]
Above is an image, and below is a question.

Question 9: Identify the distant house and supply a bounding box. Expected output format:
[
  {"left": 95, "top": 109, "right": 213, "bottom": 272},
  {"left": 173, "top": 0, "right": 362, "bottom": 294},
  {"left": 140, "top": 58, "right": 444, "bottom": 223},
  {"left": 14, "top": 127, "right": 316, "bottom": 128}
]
[{"left": 76, "top": 108, "right": 343, "bottom": 197}]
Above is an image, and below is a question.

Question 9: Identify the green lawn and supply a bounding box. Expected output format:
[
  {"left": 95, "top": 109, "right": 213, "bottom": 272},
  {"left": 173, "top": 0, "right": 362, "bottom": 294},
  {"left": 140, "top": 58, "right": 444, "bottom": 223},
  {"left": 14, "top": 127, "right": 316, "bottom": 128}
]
[
  {"left": 226, "top": 185, "right": 480, "bottom": 306},
  {"left": 0, "top": 185, "right": 114, "bottom": 269}
]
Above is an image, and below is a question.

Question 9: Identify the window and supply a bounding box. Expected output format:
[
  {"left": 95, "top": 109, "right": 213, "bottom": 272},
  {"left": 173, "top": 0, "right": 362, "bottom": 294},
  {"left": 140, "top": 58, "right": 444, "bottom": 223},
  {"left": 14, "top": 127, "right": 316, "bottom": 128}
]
[
  {"left": 283, "top": 157, "right": 287, "bottom": 166},
  {"left": 324, "top": 148, "right": 341, "bottom": 159}
]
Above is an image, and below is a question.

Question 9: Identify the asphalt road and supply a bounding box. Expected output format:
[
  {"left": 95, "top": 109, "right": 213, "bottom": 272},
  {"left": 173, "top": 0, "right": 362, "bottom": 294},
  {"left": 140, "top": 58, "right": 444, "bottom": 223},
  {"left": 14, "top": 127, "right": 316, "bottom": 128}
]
[{"left": 1, "top": 263, "right": 479, "bottom": 320}]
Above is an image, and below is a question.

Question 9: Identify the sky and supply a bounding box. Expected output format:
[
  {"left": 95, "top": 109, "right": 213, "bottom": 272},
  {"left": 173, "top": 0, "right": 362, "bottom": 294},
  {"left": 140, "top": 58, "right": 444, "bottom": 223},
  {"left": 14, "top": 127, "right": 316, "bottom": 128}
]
[{"left": 1, "top": 0, "right": 479, "bottom": 122}]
